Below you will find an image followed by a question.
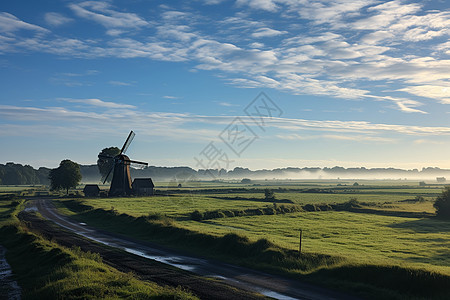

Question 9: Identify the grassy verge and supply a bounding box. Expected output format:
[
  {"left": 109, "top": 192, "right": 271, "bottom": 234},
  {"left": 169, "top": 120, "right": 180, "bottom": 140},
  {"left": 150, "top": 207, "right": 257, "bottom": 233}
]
[
  {"left": 0, "top": 198, "right": 197, "bottom": 299},
  {"left": 59, "top": 199, "right": 450, "bottom": 300}
]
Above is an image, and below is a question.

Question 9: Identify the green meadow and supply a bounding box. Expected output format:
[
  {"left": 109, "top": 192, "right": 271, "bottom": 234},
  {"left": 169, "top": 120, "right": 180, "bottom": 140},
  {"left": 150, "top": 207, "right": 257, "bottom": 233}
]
[
  {"left": 58, "top": 181, "right": 450, "bottom": 277},
  {"left": 63, "top": 191, "right": 449, "bottom": 274},
  {"left": 1, "top": 179, "right": 444, "bottom": 299},
  {"left": 0, "top": 196, "right": 197, "bottom": 299}
]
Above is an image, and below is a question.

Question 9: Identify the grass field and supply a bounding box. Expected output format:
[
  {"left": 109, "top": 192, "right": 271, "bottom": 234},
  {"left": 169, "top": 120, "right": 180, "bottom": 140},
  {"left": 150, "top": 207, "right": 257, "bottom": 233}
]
[
  {"left": 55, "top": 179, "right": 450, "bottom": 300},
  {"left": 65, "top": 192, "right": 448, "bottom": 273},
  {"left": 0, "top": 196, "right": 197, "bottom": 299},
  {"left": 58, "top": 181, "right": 450, "bottom": 276},
  {"left": 4, "top": 180, "right": 450, "bottom": 299}
]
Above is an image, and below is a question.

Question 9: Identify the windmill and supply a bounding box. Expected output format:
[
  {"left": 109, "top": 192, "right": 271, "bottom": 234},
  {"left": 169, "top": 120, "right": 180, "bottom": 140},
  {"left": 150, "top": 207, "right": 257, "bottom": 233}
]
[{"left": 98, "top": 131, "right": 148, "bottom": 196}]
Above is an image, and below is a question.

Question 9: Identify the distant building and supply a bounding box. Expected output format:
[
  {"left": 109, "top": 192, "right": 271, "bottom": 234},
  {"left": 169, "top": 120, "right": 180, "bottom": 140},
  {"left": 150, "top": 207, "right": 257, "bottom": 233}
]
[
  {"left": 83, "top": 184, "right": 100, "bottom": 197},
  {"left": 132, "top": 178, "right": 154, "bottom": 196},
  {"left": 437, "top": 177, "right": 446, "bottom": 182}
]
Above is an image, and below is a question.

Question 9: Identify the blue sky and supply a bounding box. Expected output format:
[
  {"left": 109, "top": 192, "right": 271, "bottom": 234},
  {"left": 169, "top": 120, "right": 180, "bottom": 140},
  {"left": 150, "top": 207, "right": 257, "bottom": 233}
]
[{"left": 0, "top": 0, "right": 449, "bottom": 170}]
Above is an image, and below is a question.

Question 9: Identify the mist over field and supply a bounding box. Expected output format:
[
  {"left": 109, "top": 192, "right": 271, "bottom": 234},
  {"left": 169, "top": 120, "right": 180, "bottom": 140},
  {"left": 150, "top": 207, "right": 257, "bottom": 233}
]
[{"left": 116, "top": 165, "right": 450, "bottom": 182}]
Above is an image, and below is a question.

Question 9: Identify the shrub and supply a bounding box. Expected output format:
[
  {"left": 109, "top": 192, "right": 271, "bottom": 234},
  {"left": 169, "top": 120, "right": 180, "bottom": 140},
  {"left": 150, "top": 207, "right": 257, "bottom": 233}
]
[
  {"left": 415, "top": 195, "right": 425, "bottom": 202},
  {"left": 241, "top": 178, "right": 252, "bottom": 184},
  {"left": 264, "top": 189, "right": 275, "bottom": 201},
  {"left": 303, "top": 204, "right": 316, "bottom": 212},
  {"left": 434, "top": 187, "right": 450, "bottom": 219},
  {"left": 190, "top": 210, "right": 203, "bottom": 221}
]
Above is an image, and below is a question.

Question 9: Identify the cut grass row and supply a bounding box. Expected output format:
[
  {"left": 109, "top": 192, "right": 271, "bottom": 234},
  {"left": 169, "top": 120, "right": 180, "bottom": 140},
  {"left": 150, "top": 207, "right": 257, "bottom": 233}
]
[
  {"left": 0, "top": 198, "right": 197, "bottom": 299},
  {"left": 58, "top": 199, "right": 450, "bottom": 300}
]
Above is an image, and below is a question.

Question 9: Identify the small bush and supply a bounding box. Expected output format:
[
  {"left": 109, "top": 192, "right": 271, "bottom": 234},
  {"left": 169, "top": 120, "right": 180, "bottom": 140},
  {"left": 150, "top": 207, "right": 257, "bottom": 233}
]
[
  {"left": 264, "top": 189, "right": 275, "bottom": 201},
  {"left": 434, "top": 187, "right": 450, "bottom": 219},
  {"left": 415, "top": 195, "right": 425, "bottom": 202},
  {"left": 191, "top": 210, "right": 203, "bottom": 221},
  {"left": 303, "top": 204, "right": 317, "bottom": 212}
]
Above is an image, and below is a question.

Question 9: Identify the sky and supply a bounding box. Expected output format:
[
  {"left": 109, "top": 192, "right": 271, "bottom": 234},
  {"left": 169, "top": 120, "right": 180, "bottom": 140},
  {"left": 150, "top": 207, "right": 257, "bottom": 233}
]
[{"left": 0, "top": 0, "right": 449, "bottom": 171}]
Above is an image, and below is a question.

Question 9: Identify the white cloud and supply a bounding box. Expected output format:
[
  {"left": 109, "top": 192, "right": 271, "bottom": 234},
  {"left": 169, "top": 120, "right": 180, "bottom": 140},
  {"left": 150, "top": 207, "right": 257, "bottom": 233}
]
[
  {"left": 436, "top": 41, "right": 450, "bottom": 55},
  {"left": 270, "top": 116, "right": 450, "bottom": 136},
  {"left": 352, "top": 0, "right": 421, "bottom": 30},
  {"left": 252, "top": 27, "right": 287, "bottom": 38},
  {"left": 108, "top": 80, "right": 132, "bottom": 86},
  {"left": 44, "top": 12, "right": 73, "bottom": 26},
  {"left": 295, "top": 0, "right": 376, "bottom": 26},
  {"left": 0, "top": 12, "right": 49, "bottom": 33},
  {"left": 2, "top": 1, "right": 449, "bottom": 114},
  {"left": 403, "top": 27, "right": 448, "bottom": 42},
  {"left": 236, "top": 0, "right": 279, "bottom": 12},
  {"left": 399, "top": 85, "right": 450, "bottom": 104},
  {"left": 249, "top": 42, "right": 264, "bottom": 48},
  {"left": 218, "top": 102, "right": 239, "bottom": 107},
  {"left": 276, "top": 133, "right": 396, "bottom": 143},
  {"left": 69, "top": 1, "right": 148, "bottom": 31},
  {"left": 360, "top": 31, "right": 394, "bottom": 45},
  {"left": 59, "top": 98, "right": 136, "bottom": 109}
]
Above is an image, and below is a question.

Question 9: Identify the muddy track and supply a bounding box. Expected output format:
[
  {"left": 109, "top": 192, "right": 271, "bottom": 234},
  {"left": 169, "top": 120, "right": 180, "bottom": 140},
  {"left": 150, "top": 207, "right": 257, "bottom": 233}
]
[{"left": 19, "top": 210, "right": 265, "bottom": 300}]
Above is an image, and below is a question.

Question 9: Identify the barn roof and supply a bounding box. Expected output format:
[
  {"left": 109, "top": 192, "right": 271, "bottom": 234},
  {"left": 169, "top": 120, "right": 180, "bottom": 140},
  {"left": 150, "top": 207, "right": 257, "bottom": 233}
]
[{"left": 132, "top": 178, "right": 154, "bottom": 188}]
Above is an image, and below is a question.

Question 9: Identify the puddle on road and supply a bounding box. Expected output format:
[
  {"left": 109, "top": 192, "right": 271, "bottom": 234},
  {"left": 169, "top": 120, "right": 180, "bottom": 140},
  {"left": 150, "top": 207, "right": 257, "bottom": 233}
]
[
  {"left": 124, "top": 247, "right": 197, "bottom": 272},
  {"left": 0, "top": 245, "right": 21, "bottom": 300}
]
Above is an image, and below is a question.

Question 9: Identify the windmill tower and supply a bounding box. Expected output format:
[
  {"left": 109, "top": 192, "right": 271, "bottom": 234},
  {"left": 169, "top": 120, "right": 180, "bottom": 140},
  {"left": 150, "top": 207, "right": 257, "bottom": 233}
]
[{"left": 98, "top": 131, "right": 148, "bottom": 196}]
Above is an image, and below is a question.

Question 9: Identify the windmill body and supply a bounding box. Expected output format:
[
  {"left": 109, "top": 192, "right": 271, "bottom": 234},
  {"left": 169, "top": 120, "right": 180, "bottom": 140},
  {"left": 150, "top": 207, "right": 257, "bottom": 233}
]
[
  {"left": 109, "top": 154, "right": 132, "bottom": 196},
  {"left": 98, "top": 131, "right": 148, "bottom": 197}
]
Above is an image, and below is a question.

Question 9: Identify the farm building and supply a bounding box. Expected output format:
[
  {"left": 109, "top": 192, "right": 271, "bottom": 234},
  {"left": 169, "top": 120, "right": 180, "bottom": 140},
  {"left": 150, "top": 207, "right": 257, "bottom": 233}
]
[
  {"left": 83, "top": 184, "right": 100, "bottom": 197},
  {"left": 132, "top": 178, "right": 154, "bottom": 196}
]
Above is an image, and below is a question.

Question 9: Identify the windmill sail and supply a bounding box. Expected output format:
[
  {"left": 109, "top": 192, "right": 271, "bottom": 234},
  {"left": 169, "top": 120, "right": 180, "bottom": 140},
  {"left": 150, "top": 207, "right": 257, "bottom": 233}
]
[{"left": 120, "top": 131, "right": 135, "bottom": 154}]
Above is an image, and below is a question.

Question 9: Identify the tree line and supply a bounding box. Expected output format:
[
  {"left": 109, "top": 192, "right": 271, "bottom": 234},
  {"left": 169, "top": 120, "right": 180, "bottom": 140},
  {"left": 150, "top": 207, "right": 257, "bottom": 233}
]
[{"left": 0, "top": 163, "right": 50, "bottom": 185}]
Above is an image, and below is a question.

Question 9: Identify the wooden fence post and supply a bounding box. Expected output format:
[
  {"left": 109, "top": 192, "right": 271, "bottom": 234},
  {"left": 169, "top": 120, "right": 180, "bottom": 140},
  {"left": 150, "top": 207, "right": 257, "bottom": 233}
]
[{"left": 299, "top": 229, "right": 303, "bottom": 255}]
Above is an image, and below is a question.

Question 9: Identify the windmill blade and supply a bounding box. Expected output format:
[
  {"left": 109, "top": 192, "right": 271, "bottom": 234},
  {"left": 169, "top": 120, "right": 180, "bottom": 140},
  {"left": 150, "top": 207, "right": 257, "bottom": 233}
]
[
  {"left": 120, "top": 131, "right": 135, "bottom": 154},
  {"left": 102, "top": 164, "right": 115, "bottom": 184},
  {"left": 128, "top": 159, "right": 148, "bottom": 166}
]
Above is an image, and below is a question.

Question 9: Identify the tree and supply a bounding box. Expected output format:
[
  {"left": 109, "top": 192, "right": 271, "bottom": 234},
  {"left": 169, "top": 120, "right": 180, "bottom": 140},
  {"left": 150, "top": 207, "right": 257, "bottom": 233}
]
[
  {"left": 97, "top": 147, "right": 120, "bottom": 182},
  {"left": 49, "top": 160, "right": 81, "bottom": 194},
  {"left": 434, "top": 187, "right": 450, "bottom": 219},
  {"left": 241, "top": 178, "right": 252, "bottom": 184},
  {"left": 264, "top": 188, "right": 275, "bottom": 201}
]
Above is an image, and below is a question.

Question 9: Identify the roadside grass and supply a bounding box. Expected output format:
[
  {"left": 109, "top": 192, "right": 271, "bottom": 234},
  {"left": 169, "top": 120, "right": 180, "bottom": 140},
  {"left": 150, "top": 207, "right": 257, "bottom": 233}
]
[
  {"left": 0, "top": 198, "right": 197, "bottom": 300},
  {"left": 57, "top": 199, "right": 450, "bottom": 299}
]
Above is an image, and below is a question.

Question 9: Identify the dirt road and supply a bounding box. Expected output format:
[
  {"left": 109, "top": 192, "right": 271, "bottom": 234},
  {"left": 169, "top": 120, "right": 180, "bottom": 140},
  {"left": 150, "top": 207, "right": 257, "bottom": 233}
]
[{"left": 22, "top": 199, "right": 355, "bottom": 300}]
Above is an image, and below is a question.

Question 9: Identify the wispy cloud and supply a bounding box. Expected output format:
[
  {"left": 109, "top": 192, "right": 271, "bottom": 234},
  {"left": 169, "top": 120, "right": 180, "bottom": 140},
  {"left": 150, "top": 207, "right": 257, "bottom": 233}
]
[
  {"left": 0, "top": 12, "right": 49, "bottom": 33},
  {"left": 44, "top": 12, "right": 73, "bottom": 26},
  {"left": 1, "top": 1, "right": 449, "bottom": 114},
  {"left": 2, "top": 103, "right": 450, "bottom": 146},
  {"left": 59, "top": 98, "right": 136, "bottom": 109},
  {"left": 251, "top": 27, "right": 287, "bottom": 38},
  {"left": 69, "top": 1, "right": 148, "bottom": 33},
  {"left": 277, "top": 133, "right": 395, "bottom": 143},
  {"left": 236, "top": 0, "right": 279, "bottom": 12},
  {"left": 108, "top": 80, "right": 132, "bottom": 86},
  {"left": 269, "top": 116, "right": 450, "bottom": 136},
  {"left": 218, "top": 102, "right": 240, "bottom": 107}
]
